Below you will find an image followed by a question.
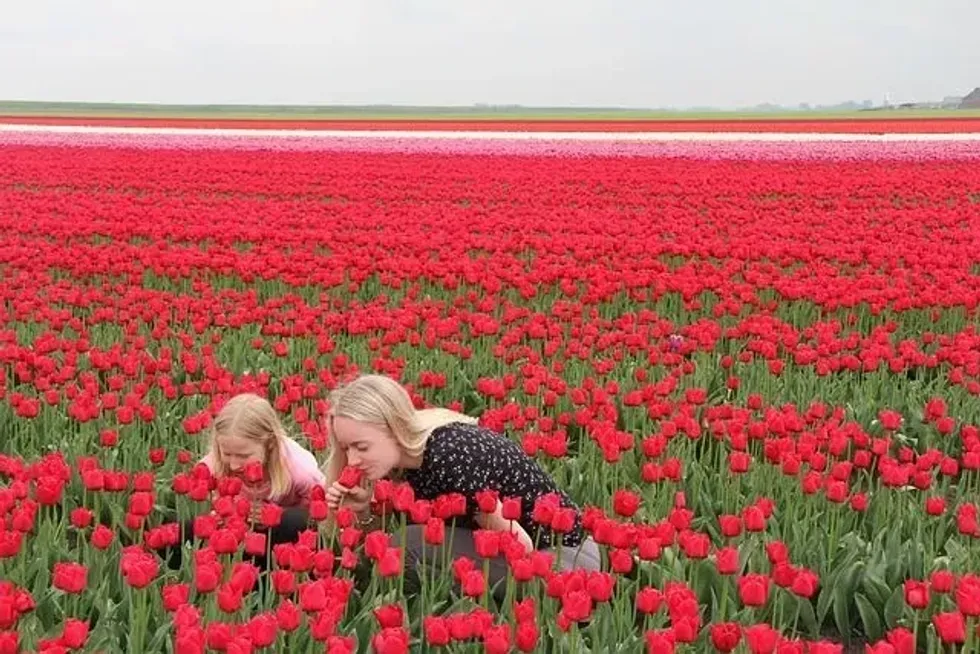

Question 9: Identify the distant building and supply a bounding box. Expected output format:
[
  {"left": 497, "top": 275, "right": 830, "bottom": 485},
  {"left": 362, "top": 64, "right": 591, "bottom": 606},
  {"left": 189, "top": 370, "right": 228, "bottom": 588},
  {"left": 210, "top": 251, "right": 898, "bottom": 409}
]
[{"left": 960, "top": 88, "right": 980, "bottom": 109}]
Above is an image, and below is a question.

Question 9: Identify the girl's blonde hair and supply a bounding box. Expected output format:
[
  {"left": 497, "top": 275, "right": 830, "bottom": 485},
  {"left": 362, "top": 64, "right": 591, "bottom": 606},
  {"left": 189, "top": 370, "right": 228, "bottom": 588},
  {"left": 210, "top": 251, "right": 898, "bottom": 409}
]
[
  {"left": 207, "top": 393, "right": 290, "bottom": 499},
  {"left": 322, "top": 374, "right": 477, "bottom": 486}
]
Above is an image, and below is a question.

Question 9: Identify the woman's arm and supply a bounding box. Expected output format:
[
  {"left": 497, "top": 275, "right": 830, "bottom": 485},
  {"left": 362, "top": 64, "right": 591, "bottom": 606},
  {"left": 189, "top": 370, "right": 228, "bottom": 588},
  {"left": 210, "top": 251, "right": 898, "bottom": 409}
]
[{"left": 475, "top": 501, "right": 534, "bottom": 554}]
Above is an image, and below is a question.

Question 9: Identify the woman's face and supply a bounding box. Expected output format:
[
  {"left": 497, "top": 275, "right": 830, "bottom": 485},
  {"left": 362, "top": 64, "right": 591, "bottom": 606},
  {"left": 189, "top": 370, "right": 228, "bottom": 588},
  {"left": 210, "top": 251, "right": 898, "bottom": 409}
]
[
  {"left": 331, "top": 416, "right": 403, "bottom": 481},
  {"left": 217, "top": 433, "right": 267, "bottom": 474}
]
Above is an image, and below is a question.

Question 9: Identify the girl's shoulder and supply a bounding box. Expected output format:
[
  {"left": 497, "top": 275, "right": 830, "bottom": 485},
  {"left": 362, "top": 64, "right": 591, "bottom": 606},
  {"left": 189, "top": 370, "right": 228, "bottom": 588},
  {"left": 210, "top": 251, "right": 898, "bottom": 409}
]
[
  {"left": 281, "top": 437, "right": 325, "bottom": 484},
  {"left": 199, "top": 451, "right": 217, "bottom": 475}
]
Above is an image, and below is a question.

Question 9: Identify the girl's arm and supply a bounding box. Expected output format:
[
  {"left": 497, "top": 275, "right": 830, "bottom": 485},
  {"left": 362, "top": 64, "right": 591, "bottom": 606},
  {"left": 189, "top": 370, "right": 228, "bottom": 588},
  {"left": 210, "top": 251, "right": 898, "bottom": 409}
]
[
  {"left": 289, "top": 445, "right": 327, "bottom": 506},
  {"left": 475, "top": 500, "right": 534, "bottom": 554}
]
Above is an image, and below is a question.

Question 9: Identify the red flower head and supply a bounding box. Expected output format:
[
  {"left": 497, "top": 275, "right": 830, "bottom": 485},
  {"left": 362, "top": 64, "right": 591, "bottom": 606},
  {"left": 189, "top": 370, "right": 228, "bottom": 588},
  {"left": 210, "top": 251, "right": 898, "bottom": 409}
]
[
  {"left": 645, "top": 629, "right": 675, "bottom": 653},
  {"left": 743, "top": 623, "right": 779, "bottom": 654},
  {"left": 612, "top": 489, "right": 641, "bottom": 518},
  {"left": 738, "top": 574, "right": 770, "bottom": 607},
  {"left": 377, "top": 547, "right": 402, "bottom": 577},
  {"left": 373, "top": 603, "right": 404, "bottom": 629},
  {"left": 715, "top": 547, "right": 739, "bottom": 575},
  {"left": 903, "top": 580, "right": 929, "bottom": 610},
  {"left": 636, "top": 587, "right": 664, "bottom": 614},
  {"left": 718, "top": 514, "right": 742, "bottom": 538},
  {"left": 954, "top": 573, "right": 980, "bottom": 616},
  {"left": 60, "top": 618, "right": 89, "bottom": 649},
  {"left": 371, "top": 627, "right": 409, "bottom": 654},
  {"left": 932, "top": 611, "right": 965, "bottom": 644},
  {"left": 162, "top": 583, "right": 190, "bottom": 612},
  {"left": 52, "top": 562, "right": 87, "bottom": 595},
  {"left": 423, "top": 616, "right": 450, "bottom": 647},
  {"left": 338, "top": 466, "right": 363, "bottom": 489},
  {"left": 710, "top": 622, "right": 741, "bottom": 652}
]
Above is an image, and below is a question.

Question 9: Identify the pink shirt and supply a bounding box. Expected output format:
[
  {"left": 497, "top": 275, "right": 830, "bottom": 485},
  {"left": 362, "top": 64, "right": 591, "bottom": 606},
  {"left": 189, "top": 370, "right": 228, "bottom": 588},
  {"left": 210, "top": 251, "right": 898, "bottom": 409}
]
[{"left": 202, "top": 437, "right": 325, "bottom": 507}]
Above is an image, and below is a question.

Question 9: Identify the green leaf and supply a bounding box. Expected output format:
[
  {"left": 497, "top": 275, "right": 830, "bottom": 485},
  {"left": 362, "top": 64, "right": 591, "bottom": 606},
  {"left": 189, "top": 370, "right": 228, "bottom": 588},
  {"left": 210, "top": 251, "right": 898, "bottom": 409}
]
[
  {"left": 883, "top": 529, "right": 905, "bottom": 587},
  {"left": 944, "top": 535, "right": 967, "bottom": 562},
  {"left": 353, "top": 614, "right": 374, "bottom": 652},
  {"left": 798, "top": 598, "right": 818, "bottom": 638},
  {"left": 854, "top": 592, "right": 884, "bottom": 643},
  {"left": 816, "top": 586, "right": 835, "bottom": 627},
  {"left": 772, "top": 590, "right": 799, "bottom": 633},
  {"left": 814, "top": 557, "right": 859, "bottom": 627},
  {"left": 695, "top": 560, "right": 719, "bottom": 606},
  {"left": 832, "top": 583, "right": 852, "bottom": 642},
  {"left": 147, "top": 619, "right": 176, "bottom": 653},
  {"left": 861, "top": 572, "right": 891, "bottom": 610},
  {"left": 883, "top": 584, "right": 906, "bottom": 629}
]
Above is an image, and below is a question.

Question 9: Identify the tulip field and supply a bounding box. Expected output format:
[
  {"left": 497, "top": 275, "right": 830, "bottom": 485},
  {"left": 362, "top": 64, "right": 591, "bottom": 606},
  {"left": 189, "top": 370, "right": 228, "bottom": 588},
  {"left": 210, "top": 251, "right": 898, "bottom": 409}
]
[{"left": 2, "top": 120, "right": 980, "bottom": 653}]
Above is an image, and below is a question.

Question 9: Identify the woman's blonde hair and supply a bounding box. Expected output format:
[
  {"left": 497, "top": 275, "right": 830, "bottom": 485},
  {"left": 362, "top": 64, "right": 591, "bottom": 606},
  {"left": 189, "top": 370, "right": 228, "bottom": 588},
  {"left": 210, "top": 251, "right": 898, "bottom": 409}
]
[
  {"left": 321, "top": 374, "right": 477, "bottom": 486},
  {"left": 207, "top": 393, "right": 290, "bottom": 499}
]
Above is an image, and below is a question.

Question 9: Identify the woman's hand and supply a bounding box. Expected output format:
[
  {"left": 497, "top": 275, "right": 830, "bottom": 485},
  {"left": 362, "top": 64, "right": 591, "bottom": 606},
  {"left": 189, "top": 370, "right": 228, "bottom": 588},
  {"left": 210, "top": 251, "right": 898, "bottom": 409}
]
[
  {"left": 513, "top": 523, "right": 535, "bottom": 554},
  {"left": 325, "top": 481, "right": 372, "bottom": 515},
  {"left": 477, "top": 500, "right": 536, "bottom": 555}
]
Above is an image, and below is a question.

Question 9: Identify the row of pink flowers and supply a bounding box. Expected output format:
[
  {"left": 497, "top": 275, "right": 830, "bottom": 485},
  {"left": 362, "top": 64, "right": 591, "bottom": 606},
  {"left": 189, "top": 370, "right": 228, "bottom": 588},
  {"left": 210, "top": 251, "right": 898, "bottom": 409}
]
[{"left": 2, "top": 129, "right": 979, "bottom": 160}]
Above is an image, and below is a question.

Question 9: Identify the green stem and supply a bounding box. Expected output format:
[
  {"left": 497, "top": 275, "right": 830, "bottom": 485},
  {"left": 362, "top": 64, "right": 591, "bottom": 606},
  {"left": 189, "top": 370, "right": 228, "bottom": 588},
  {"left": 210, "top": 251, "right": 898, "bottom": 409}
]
[{"left": 719, "top": 576, "right": 729, "bottom": 621}]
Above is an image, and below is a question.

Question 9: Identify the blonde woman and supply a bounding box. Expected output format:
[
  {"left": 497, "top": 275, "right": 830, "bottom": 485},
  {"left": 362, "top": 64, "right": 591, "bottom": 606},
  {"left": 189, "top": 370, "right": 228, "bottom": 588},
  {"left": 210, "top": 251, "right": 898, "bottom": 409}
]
[
  {"left": 323, "top": 374, "right": 602, "bottom": 592},
  {"left": 167, "top": 393, "right": 325, "bottom": 569}
]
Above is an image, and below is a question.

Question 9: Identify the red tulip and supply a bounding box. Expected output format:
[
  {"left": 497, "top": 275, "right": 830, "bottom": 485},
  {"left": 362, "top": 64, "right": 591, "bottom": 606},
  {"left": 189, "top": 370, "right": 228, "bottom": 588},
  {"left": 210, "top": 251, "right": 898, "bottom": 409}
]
[
  {"left": 373, "top": 604, "right": 404, "bottom": 629},
  {"left": 884, "top": 627, "right": 915, "bottom": 654},
  {"left": 423, "top": 616, "right": 450, "bottom": 647},
  {"left": 371, "top": 627, "right": 409, "bottom": 654},
  {"left": 245, "top": 612, "right": 278, "bottom": 648},
  {"left": 216, "top": 583, "right": 243, "bottom": 613},
  {"left": 475, "top": 489, "right": 499, "bottom": 513},
  {"left": 501, "top": 497, "right": 522, "bottom": 520},
  {"left": 271, "top": 570, "right": 296, "bottom": 596},
  {"left": 903, "top": 580, "right": 929, "bottom": 609},
  {"left": 644, "top": 629, "right": 675, "bottom": 653},
  {"left": 461, "top": 570, "right": 486, "bottom": 598},
  {"left": 484, "top": 624, "right": 512, "bottom": 654},
  {"left": 161, "top": 583, "right": 190, "bottom": 612},
  {"left": 69, "top": 508, "right": 93, "bottom": 529},
  {"left": 515, "top": 621, "right": 539, "bottom": 652},
  {"left": 636, "top": 587, "right": 664, "bottom": 614},
  {"left": 609, "top": 548, "right": 634, "bottom": 573},
  {"left": 276, "top": 600, "right": 302, "bottom": 632},
  {"left": 930, "top": 570, "right": 954, "bottom": 593},
  {"left": 337, "top": 466, "right": 364, "bottom": 489},
  {"left": 765, "top": 540, "right": 789, "bottom": 564},
  {"left": 710, "top": 622, "right": 741, "bottom": 652},
  {"left": 954, "top": 573, "right": 980, "bottom": 616},
  {"left": 738, "top": 574, "right": 770, "bottom": 607},
  {"left": 59, "top": 618, "right": 89, "bottom": 649},
  {"left": 377, "top": 547, "right": 402, "bottom": 577},
  {"left": 715, "top": 547, "right": 739, "bottom": 575},
  {"left": 718, "top": 514, "right": 742, "bottom": 538},
  {"left": 790, "top": 568, "right": 819, "bottom": 598},
  {"left": 743, "top": 623, "right": 780, "bottom": 654},
  {"left": 932, "top": 611, "right": 965, "bottom": 644},
  {"left": 612, "top": 489, "right": 640, "bottom": 518},
  {"left": 52, "top": 562, "right": 87, "bottom": 594}
]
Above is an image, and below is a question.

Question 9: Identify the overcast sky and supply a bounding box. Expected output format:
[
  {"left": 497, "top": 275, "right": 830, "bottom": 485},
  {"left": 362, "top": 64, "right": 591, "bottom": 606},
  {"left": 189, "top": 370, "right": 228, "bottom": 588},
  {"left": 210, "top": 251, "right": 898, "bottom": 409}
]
[{"left": 2, "top": 0, "right": 976, "bottom": 109}]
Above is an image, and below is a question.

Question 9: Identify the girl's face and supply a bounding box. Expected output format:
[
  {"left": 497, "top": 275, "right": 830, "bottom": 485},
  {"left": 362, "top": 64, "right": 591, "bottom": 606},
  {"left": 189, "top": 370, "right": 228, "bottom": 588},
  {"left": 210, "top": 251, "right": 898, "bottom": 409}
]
[
  {"left": 331, "top": 416, "right": 403, "bottom": 481},
  {"left": 217, "top": 433, "right": 267, "bottom": 474}
]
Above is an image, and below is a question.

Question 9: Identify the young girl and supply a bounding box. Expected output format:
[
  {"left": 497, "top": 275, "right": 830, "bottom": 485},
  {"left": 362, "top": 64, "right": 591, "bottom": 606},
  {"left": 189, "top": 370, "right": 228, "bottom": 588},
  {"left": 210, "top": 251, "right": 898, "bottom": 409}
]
[
  {"left": 168, "top": 393, "right": 325, "bottom": 568},
  {"left": 202, "top": 392, "right": 324, "bottom": 509},
  {"left": 323, "top": 374, "right": 602, "bottom": 592}
]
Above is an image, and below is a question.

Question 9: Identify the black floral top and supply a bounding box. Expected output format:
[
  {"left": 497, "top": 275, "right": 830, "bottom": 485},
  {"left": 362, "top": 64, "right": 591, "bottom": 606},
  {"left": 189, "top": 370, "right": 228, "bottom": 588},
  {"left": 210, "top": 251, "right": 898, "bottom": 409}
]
[{"left": 403, "top": 422, "right": 585, "bottom": 548}]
